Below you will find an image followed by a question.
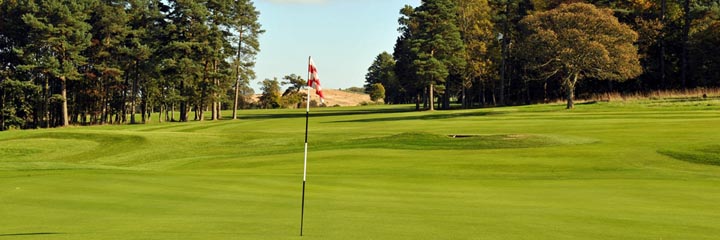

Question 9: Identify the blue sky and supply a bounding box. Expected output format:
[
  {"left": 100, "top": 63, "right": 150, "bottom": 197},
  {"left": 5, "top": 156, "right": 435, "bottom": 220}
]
[{"left": 253, "top": 0, "right": 421, "bottom": 91}]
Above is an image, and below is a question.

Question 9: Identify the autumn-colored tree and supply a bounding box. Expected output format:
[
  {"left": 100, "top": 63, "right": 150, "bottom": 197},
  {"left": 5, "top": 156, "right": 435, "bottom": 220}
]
[
  {"left": 455, "top": 0, "right": 494, "bottom": 108},
  {"left": 519, "top": 3, "right": 642, "bottom": 109}
]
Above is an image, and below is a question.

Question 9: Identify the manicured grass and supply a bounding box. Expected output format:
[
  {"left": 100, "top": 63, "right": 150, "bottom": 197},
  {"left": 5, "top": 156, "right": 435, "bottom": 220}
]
[{"left": 1, "top": 99, "right": 720, "bottom": 239}]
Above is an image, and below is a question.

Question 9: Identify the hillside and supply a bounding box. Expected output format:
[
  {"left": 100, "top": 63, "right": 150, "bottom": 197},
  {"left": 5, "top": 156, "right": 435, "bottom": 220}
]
[
  {"left": 254, "top": 89, "right": 378, "bottom": 107},
  {"left": 316, "top": 89, "right": 376, "bottom": 106}
]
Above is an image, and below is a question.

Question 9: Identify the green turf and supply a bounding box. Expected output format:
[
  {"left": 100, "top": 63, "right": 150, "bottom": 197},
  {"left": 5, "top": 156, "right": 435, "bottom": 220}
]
[{"left": 1, "top": 99, "right": 720, "bottom": 239}]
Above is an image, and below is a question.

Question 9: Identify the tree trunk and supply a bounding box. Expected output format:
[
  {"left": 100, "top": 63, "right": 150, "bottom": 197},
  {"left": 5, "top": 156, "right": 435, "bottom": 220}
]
[
  {"left": 233, "top": 78, "right": 240, "bottom": 119},
  {"left": 499, "top": 2, "right": 510, "bottom": 106},
  {"left": 566, "top": 89, "right": 574, "bottom": 109},
  {"left": 131, "top": 61, "right": 139, "bottom": 124},
  {"left": 211, "top": 102, "right": 216, "bottom": 121},
  {"left": 217, "top": 101, "right": 222, "bottom": 120},
  {"left": 462, "top": 84, "right": 467, "bottom": 109},
  {"left": 233, "top": 26, "right": 243, "bottom": 120},
  {"left": 660, "top": 0, "right": 667, "bottom": 89},
  {"left": 180, "top": 101, "right": 187, "bottom": 122},
  {"left": 565, "top": 73, "right": 578, "bottom": 109},
  {"left": 61, "top": 77, "right": 69, "bottom": 127},
  {"left": 43, "top": 77, "right": 50, "bottom": 128},
  {"left": 429, "top": 84, "right": 435, "bottom": 111},
  {"left": 0, "top": 92, "right": 4, "bottom": 130},
  {"left": 101, "top": 80, "right": 108, "bottom": 124},
  {"left": 213, "top": 60, "right": 220, "bottom": 120},
  {"left": 141, "top": 94, "right": 147, "bottom": 124},
  {"left": 442, "top": 82, "right": 450, "bottom": 110},
  {"left": 122, "top": 73, "right": 129, "bottom": 124},
  {"left": 681, "top": 0, "right": 690, "bottom": 89},
  {"left": 415, "top": 92, "right": 421, "bottom": 111},
  {"left": 480, "top": 80, "right": 486, "bottom": 107},
  {"left": 179, "top": 78, "right": 187, "bottom": 122},
  {"left": 422, "top": 89, "right": 428, "bottom": 110}
]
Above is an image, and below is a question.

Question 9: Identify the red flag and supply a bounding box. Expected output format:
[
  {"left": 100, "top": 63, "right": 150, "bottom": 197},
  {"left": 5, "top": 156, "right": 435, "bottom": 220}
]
[{"left": 308, "top": 57, "right": 325, "bottom": 102}]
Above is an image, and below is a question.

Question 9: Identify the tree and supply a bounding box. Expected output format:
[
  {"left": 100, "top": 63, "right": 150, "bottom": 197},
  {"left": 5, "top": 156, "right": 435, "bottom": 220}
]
[
  {"left": 230, "top": 0, "right": 264, "bottom": 119},
  {"left": 368, "top": 83, "right": 386, "bottom": 103},
  {"left": 281, "top": 74, "right": 306, "bottom": 108},
  {"left": 394, "top": 5, "right": 421, "bottom": 109},
  {"left": 162, "top": 0, "right": 211, "bottom": 122},
  {"left": 1, "top": 78, "right": 39, "bottom": 130},
  {"left": 364, "top": 52, "right": 398, "bottom": 103},
  {"left": 688, "top": 2, "right": 720, "bottom": 87},
  {"left": 258, "top": 78, "right": 281, "bottom": 109},
  {"left": 2, "top": 0, "right": 267, "bottom": 130},
  {"left": 455, "top": 0, "right": 494, "bottom": 108},
  {"left": 21, "top": 0, "right": 92, "bottom": 126},
  {"left": 519, "top": 3, "right": 642, "bottom": 109},
  {"left": 411, "top": 0, "right": 466, "bottom": 111},
  {"left": 86, "top": 0, "right": 131, "bottom": 124}
]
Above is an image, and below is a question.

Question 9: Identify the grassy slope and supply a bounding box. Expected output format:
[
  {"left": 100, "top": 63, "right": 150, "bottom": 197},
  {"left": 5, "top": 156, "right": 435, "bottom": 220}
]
[{"left": 1, "top": 99, "right": 720, "bottom": 239}]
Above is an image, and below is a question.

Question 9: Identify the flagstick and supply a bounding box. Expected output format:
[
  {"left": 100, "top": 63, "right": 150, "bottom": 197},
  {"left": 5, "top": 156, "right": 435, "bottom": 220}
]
[{"left": 300, "top": 57, "right": 311, "bottom": 237}]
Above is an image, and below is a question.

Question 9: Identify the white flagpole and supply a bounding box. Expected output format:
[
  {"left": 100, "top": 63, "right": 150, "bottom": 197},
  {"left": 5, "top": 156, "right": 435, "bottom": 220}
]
[{"left": 300, "top": 56, "right": 311, "bottom": 236}]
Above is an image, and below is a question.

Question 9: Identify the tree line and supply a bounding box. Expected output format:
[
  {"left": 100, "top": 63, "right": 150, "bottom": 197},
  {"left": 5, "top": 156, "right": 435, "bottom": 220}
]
[
  {"left": 0, "top": 0, "right": 263, "bottom": 130},
  {"left": 365, "top": 0, "right": 720, "bottom": 110}
]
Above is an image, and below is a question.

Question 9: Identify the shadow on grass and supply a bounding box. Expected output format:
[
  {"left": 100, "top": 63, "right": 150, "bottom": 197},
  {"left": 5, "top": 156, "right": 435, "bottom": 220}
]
[
  {"left": 0, "top": 232, "right": 64, "bottom": 237},
  {"left": 330, "top": 111, "right": 506, "bottom": 123},
  {"left": 237, "top": 106, "right": 417, "bottom": 120},
  {"left": 658, "top": 145, "right": 720, "bottom": 166}
]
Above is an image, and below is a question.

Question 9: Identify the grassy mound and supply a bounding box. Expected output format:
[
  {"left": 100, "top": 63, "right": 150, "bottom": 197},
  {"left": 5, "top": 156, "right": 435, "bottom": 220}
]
[
  {"left": 659, "top": 145, "right": 720, "bottom": 166},
  {"left": 0, "top": 132, "right": 147, "bottom": 170}
]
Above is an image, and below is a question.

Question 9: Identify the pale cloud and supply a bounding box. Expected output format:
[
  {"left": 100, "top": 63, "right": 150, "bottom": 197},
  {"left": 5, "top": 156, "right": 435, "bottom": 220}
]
[{"left": 263, "top": 0, "right": 329, "bottom": 4}]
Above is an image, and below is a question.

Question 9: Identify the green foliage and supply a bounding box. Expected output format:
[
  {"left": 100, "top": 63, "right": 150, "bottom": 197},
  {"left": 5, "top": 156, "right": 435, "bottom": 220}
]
[
  {"left": 343, "top": 86, "right": 366, "bottom": 94},
  {"left": 0, "top": 0, "right": 263, "bottom": 128},
  {"left": 365, "top": 52, "right": 399, "bottom": 103},
  {"left": 411, "top": 0, "right": 467, "bottom": 109},
  {"left": 281, "top": 74, "right": 306, "bottom": 96},
  {"left": 258, "top": 78, "right": 281, "bottom": 109},
  {"left": 18, "top": 0, "right": 93, "bottom": 126},
  {"left": 0, "top": 78, "right": 40, "bottom": 130},
  {"left": 368, "top": 83, "right": 386, "bottom": 102},
  {"left": 689, "top": 9, "right": 720, "bottom": 86},
  {"left": 280, "top": 74, "right": 307, "bottom": 108}
]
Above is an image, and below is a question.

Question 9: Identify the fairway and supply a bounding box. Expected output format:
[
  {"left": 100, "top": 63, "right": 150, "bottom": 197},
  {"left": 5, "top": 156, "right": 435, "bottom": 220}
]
[{"left": 2, "top": 99, "right": 720, "bottom": 239}]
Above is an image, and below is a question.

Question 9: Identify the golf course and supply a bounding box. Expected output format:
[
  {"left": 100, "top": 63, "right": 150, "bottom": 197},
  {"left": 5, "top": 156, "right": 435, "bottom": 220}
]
[{"left": 2, "top": 98, "right": 720, "bottom": 239}]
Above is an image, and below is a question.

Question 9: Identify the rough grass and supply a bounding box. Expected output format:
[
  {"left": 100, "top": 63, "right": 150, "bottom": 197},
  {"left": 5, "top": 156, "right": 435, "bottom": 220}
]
[{"left": 1, "top": 99, "right": 720, "bottom": 239}]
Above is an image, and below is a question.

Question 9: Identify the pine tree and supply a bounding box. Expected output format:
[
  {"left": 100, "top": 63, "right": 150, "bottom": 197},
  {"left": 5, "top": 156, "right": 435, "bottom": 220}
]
[
  {"left": 393, "top": 5, "right": 420, "bottom": 109},
  {"left": 229, "top": 0, "right": 263, "bottom": 120},
  {"left": 21, "top": 0, "right": 92, "bottom": 127},
  {"left": 411, "top": 0, "right": 466, "bottom": 110},
  {"left": 365, "top": 52, "right": 398, "bottom": 104}
]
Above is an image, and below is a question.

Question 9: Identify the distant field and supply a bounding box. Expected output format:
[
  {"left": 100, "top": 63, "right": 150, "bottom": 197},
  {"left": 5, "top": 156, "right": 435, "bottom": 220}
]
[{"left": 1, "top": 99, "right": 720, "bottom": 239}]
